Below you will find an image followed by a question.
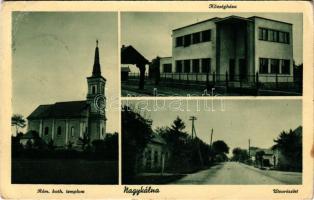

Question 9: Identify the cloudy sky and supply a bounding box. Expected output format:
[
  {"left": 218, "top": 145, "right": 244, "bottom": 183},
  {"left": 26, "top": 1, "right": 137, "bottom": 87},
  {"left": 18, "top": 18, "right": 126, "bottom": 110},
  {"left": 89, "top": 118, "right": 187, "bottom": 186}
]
[
  {"left": 123, "top": 99, "right": 302, "bottom": 154},
  {"left": 122, "top": 12, "right": 303, "bottom": 64},
  {"left": 12, "top": 12, "right": 119, "bottom": 133}
]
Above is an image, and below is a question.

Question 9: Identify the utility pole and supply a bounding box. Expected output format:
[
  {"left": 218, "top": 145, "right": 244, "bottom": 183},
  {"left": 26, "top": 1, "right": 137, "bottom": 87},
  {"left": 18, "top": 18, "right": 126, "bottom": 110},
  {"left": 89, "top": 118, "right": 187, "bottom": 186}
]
[
  {"left": 248, "top": 139, "right": 251, "bottom": 158},
  {"left": 189, "top": 116, "right": 203, "bottom": 167},
  {"left": 189, "top": 116, "right": 197, "bottom": 139},
  {"left": 209, "top": 128, "right": 214, "bottom": 163},
  {"left": 210, "top": 128, "right": 213, "bottom": 147}
]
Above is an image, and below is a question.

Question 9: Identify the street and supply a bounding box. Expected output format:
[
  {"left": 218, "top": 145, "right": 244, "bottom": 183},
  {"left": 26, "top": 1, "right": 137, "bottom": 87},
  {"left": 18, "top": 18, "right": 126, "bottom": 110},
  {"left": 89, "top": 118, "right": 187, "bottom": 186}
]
[{"left": 173, "top": 162, "right": 302, "bottom": 185}]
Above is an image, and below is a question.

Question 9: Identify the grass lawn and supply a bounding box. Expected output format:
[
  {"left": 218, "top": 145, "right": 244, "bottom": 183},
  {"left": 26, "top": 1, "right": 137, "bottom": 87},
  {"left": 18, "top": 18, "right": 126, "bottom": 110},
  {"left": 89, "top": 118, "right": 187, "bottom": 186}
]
[{"left": 12, "top": 158, "right": 118, "bottom": 184}]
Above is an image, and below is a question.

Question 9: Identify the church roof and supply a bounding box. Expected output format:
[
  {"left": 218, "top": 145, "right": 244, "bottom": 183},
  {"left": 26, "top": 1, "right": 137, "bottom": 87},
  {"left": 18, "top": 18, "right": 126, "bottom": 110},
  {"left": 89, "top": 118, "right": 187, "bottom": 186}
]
[{"left": 27, "top": 100, "right": 89, "bottom": 119}]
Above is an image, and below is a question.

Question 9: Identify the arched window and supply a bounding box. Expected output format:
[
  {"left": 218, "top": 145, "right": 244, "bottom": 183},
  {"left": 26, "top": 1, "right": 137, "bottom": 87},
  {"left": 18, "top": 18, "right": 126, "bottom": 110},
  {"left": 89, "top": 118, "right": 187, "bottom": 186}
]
[
  {"left": 57, "top": 126, "right": 62, "bottom": 135},
  {"left": 71, "top": 127, "right": 75, "bottom": 137},
  {"left": 44, "top": 127, "right": 49, "bottom": 135}
]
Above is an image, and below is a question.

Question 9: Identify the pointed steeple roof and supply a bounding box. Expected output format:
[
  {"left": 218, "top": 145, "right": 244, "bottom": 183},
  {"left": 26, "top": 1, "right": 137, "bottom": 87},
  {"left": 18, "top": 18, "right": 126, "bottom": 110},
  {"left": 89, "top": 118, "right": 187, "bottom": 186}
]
[{"left": 92, "top": 40, "right": 101, "bottom": 77}]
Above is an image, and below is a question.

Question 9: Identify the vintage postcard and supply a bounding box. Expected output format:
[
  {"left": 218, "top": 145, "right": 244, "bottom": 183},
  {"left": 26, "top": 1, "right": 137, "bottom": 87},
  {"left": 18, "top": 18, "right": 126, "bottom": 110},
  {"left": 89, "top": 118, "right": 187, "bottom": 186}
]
[{"left": 0, "top": 1, "right": 313, "bottom": 200}]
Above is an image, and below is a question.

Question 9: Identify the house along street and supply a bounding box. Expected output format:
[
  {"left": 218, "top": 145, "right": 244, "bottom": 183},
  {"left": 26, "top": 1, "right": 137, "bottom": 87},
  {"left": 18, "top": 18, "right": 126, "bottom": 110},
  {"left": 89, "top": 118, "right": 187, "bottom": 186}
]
[{"left": 173, "top": 162, "right": 302, "bottom": 184}]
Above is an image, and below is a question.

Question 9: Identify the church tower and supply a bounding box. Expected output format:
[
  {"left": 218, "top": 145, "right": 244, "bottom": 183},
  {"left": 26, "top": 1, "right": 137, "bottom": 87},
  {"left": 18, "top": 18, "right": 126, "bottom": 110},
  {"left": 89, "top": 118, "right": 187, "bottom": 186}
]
[{"left": 86, "top": 40, "right": 106, "bottom": 141}]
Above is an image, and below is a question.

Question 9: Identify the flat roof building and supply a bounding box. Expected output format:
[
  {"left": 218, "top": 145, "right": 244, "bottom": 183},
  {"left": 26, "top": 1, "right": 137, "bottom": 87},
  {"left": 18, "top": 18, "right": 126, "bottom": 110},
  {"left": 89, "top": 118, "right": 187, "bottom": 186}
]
[{"left": 160, "top": 15, "right": 293, "bottom": 84}]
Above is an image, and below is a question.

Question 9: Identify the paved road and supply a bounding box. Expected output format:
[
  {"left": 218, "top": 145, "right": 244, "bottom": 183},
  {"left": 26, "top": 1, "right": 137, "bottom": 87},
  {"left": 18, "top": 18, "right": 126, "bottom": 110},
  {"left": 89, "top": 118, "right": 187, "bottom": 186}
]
[{"left": 173, "top": 162, "right": 301, "bottom": 184}]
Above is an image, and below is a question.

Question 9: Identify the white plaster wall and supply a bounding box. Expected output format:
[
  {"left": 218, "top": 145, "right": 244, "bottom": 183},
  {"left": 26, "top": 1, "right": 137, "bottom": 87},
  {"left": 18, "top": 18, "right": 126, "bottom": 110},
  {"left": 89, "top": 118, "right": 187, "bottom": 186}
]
[
  {"left": 172, "top": 20, "right": 216, "bottom": 73},
  {"left": 253, "top": 17, "right": 293, "bottom": 76}
]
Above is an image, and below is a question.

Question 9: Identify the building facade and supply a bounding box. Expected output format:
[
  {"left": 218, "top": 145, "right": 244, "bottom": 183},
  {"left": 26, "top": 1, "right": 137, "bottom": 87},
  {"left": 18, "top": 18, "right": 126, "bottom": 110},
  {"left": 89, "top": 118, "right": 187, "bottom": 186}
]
[
  {"left": 27, "top": 41, "right": 107, "bottom": 147},
  {"left": 160, "top": 15, "right": 293, "bottom": 83},
  {"left": 138, "top": 134, "right": 170, "bottom": 172}
]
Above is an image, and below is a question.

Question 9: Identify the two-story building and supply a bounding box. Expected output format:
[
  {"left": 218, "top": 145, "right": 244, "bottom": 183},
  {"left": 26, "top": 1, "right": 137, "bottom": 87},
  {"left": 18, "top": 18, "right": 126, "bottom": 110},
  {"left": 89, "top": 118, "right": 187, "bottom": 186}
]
[{"left": 160, "top": 15, "right": 293, "bottom": 84}]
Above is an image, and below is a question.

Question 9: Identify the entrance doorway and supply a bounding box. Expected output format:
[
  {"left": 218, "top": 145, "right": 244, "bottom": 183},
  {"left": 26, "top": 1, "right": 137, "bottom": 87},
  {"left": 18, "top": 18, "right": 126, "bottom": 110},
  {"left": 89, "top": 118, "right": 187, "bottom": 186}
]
[
  {"left": 229, "top": 59, "right": 235, "bottom": 81},
  {"left": 239, "top": 59, "right": 247, "bottom": 81}
]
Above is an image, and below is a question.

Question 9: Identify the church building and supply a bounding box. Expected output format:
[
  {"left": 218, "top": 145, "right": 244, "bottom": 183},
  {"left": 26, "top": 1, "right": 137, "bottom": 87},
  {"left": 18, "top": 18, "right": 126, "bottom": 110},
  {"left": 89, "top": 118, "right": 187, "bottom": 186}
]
[{"left": 27, "top": 41, "right": 107, "bottom": 147}]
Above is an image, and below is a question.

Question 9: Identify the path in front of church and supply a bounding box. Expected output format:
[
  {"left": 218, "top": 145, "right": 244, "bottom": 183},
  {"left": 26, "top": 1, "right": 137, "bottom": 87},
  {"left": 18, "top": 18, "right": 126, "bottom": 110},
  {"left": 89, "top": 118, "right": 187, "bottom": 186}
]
[{"left": 171, "top": 161, "right": 302, "bottom": 185}]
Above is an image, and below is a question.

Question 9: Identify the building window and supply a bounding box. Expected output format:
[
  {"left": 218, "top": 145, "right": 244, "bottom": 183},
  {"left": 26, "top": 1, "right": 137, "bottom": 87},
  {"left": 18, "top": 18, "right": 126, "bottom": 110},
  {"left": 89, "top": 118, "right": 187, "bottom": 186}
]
[
  {"left": 184, "top": 60, "right": 191, "bottom": 73},
  {"left": 259, "top": 58, "right": 269, "bottom": 74},
  {"left": 281, "top": 59, "right": 290, "bottom": 74},
  {"left": 176, "top": 60, "right": 183, "bottom": 73},
  {"left": 102, "top": 127, "right": 104, "bottom": 136},
  {"left": 201, "top": 58, "right": 211, "bottom": 73},
  {"left": 146, "top": 149, "right": 152, "bottom": 169},
  {"left": 268, "top": 29, "right": 274, "bottom": 41},
  {"left": 176, "top": 36, "right": 183, "bottom": 47},
  {"left": 279, "top": 31, "right": 285, "bottom": 43},
  {"left": 270, "top": 59, "right": 280, "bottom": 74},
  {"left": 202, "top": 30, "right": 211, "bottom": 42},
  {"left": 92, "top": 85, "right": 96, "bottom": 94},
  {"left": 183, "top": 34, "right": 191, "bottom": 47},
  {"left": 44, "top": 127, "right": 49, "bottom": 135},
  {"left": 192, "top": 59, "right": 200, "bottom": 73},
  {"left": 192, "top": 32, "right": 201, "bottom": 44},
  {"left": 284, "top": 32, "right": 290, "bottom": 44},
  {"left": 259, "top": 28, "right": 289, "bottom": 44},
  {"left": 57, "top": 126, "right": 62, "bottom": 135},
  {"left": 259, "top": 28, "right": 268, "bottom": 41},
  {"left": 154, "top": 151, "right": 158, "bottom": 166},
  {"left": 71, "top": 127, "right": 75, "bottom": 137},
  {"left": 163, "top": 64, "right": 172, "bottom": 73}
]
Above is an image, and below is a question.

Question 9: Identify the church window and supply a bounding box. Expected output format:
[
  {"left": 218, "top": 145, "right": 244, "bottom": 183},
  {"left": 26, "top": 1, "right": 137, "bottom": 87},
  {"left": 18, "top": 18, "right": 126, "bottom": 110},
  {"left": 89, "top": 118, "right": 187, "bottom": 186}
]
[
  {"left": 57, "top": 126, "right": 62, "bottom": 135},
  {"left": 92, "top": 85, "right": 96, "bottom": 94},
  {"left": 44, "top": 127, "right": 49, "bottom": 135},
  {"left": 71, "top": 127, "right": 75, "bottom": 137}
]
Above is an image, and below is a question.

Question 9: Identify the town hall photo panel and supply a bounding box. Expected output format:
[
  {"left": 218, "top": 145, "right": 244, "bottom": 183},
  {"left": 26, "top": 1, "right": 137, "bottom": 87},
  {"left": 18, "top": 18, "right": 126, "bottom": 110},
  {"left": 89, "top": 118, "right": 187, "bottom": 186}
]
[
  {"left": 121, "top": 12, "right": 303, "bottom": 97},
  {"left": 11, "top": 12, "right": 119, "bottom": 184}
]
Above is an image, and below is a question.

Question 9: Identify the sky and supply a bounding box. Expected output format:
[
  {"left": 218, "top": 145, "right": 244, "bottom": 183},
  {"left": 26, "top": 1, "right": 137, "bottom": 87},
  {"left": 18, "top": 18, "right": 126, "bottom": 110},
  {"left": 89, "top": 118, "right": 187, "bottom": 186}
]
[
  {"left": 122, "top": 12, "right": 303, "bottom": 66},
  {"left": 12, "top": 12, "right": 119, "bottom": 133},
  {"left": 123, "top": 99, "right": 302, "bottom": 154}
]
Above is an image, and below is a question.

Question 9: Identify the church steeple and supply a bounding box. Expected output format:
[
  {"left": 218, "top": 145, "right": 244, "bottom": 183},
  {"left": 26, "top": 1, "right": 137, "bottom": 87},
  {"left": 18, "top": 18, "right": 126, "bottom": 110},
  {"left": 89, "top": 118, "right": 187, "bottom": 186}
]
[{"left": 92, "top": 40, "right": 101, "bottom": 77}]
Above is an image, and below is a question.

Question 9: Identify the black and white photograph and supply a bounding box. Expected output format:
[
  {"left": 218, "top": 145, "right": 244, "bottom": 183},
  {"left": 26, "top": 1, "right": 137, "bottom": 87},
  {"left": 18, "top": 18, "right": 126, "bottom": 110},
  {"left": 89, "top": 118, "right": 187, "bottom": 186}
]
[
  {"left": 121, "top": 99, "right": 302, "bottom": 185},
  {"left": 11, "top": 12, "right": 119, "bottom": 184},
  {"left": 121, "top": 13, "right": 303, "bottom": 97}
]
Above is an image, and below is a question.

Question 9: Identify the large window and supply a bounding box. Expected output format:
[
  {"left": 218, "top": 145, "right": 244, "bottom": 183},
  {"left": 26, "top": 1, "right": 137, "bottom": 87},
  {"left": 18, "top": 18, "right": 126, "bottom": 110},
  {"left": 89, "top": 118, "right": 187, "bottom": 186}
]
[
  {"left": 175, "top": 29, "right": 211, "bottom": 48},
  {"left": 270, "top": 59, "right": 280, "bottom": 74},
  {"left": 184, "top": 35, "right": 191, "bottom": 47},
  {"left": 163, "top": 64, "right": 172, "bottom": 73},
  {"left": 281, "top": 59, "right": 290, "bottom": 74},
  {"left": 259, "top": 28, "right": 289, "bottom": 44},
  {"left": 176, "top": 60, "right": 183, "bottom": 73},
  {"left": 176, "top": 36, "right": 183, "bottom": 47},
  {"left": 202, "top": 30, "right": 211, "bottom": 42},
  {"left": 259, "top": 58, "right": 269, "bottom": 74},
  {"left": 259, "top": 28, "right": 268, "bottom": 41},
  {"left": 192, "top": 32, "right": 201, "bottom": 44},
  {"left": 192, "top": 59, "right": 200, "bottom": 73},
  {"left": 184, "top": 60, "right": 191, "bottom": 73},
  {"left": 201, "top": 58, "right": 211, "bottom": 73}
]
